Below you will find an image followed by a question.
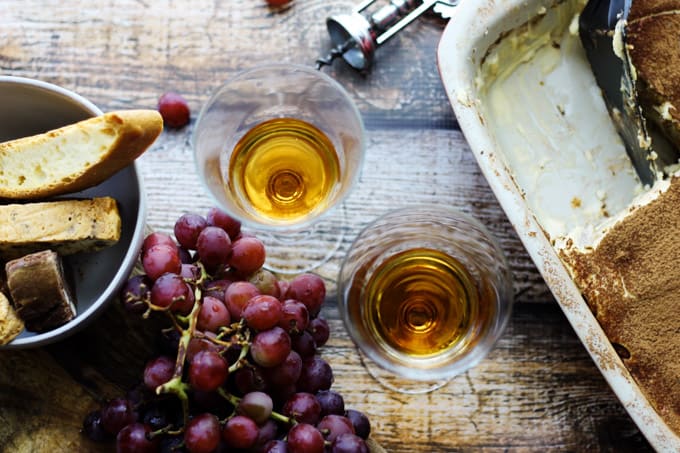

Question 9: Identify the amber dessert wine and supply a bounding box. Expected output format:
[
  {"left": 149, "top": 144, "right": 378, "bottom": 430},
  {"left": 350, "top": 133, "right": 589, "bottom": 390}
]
[
  {"left": 228, "top": 117, "right": 340, "bottom": 225},
  {"left": 338, "top": 207, "right": 513, "bottom": 387},
  {"left": 193, "top": 63, "right": 365, "bottom": 273},
  {"left": 348, "top": 247, "right": 494, "bottom": 359}
]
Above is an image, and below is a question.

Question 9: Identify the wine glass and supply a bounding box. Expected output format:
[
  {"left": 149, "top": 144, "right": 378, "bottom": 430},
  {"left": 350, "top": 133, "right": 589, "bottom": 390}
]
[
  {"left": 338, "top": 206, "right": 514, "bottom": 393},
  {"left": 192, "top": 63, "right": 365, "bottom": 274}
]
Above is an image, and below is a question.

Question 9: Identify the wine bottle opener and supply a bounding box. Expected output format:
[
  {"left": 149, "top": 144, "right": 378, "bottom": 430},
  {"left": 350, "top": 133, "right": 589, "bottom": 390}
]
[{"left": 316, "top": 0, "right": 458, "bottom": 72}]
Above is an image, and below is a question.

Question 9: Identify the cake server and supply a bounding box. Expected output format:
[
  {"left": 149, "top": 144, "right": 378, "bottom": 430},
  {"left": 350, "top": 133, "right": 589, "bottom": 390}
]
[{"left": 578, "top": 0, "right": 677, "bottom": 185}]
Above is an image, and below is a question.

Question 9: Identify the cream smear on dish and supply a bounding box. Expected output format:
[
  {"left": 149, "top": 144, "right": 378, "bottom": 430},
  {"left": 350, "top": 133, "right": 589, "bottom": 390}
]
[{"left": 474, "top": 0, "right": 646, "bottom": 247}]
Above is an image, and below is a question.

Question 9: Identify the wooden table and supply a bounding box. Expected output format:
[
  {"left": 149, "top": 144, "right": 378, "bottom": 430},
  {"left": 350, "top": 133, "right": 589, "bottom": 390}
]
[{"left": 0, "top": 1, "right": 654, "bottom": 451}]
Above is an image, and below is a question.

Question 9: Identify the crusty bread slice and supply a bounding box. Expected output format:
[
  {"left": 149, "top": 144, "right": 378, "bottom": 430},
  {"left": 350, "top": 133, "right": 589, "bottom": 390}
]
[
  {"left": 0, "top": 291, "right": 24, "bottom": 345},
  {"left": 0, "top": 197, "right": 121, "bottom": 260},
  {"left": 5, "top": 250, "right": 76, "bottom": 333},
  {"left": 0, "top": 109, "right": 162, "bottom": 199}
]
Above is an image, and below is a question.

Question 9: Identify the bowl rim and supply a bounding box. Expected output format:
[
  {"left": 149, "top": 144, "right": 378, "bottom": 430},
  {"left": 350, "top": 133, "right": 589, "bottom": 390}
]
[{"left": 0, "top": 76, "right": 147, "bottom": 349}]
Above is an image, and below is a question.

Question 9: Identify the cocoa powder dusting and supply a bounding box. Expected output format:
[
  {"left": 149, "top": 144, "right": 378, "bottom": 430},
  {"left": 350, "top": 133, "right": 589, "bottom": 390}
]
[{"left": 560, "top": 176, "right": 680, "bottom": 435}]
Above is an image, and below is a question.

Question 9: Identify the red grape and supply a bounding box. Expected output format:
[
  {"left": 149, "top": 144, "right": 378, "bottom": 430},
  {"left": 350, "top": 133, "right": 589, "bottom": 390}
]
[
  {"left": 143, "top": 356, "right": 175, "bottom": 390},
  {"left": 197, "top": 296, "right": 231, "bottom": 332},
  {"left": 101, "top": 398, "right": 138, "bottom": 435},
  {"left": 316, "top": 390, "right": 345, "bottom": 417},
  {"left": 250, "top": 327, "right": 291, "bottom": 368},
  {"left": 318, "top": 414, "right": 355, "bottom": 443},
  {"left": 206, "top": 207, "right": 241, "bottom": 240},
  {"left": 286, "top": 273, "right": 326, "bottom": 316},
  {"left": 331, "top": 433, "right": 369, "bottom": 453},
  {"left": 184, "top": 413, "right": 221, "bottom": 453},
  {"left": 255, "top": 419, "right": 279, "bottom": 449},
  {"left": 307, "top": 317, "right": 330, "bottom": 347},
  {"left": 158, "top": 91, "right": 190, "bottom": 128},
  {"left": 242, "top": 295, "right": 283, "bottom": 331},
  {"left": 142, "top": 232, "right": 177, "bottom": 256},
  {"left": 224, "top": 281, "right": 260, "bottom": 320},
  {"left": 142, "top": 244, "right": 181, "bottom": 281},
  {"left": 278, "top": 299, "right": 309, "bottom": 334},
  {"left": 196, "top": 226, "right": 232, "bottom": 270},
  {"left": 262, "top": 350, "right": 302, "bottom": 388},
  {"left": 150, "top": 273, "right": 195, "bottom": 315},
  {"left": 229, "top": 236, "right": 266, "bottom": 275},
  {"left": 345, "top": 409, "right": 371, "bottom": 439},
  {"left": 203, "top": 279, "right": 232, "bottom": 300},
  {"left": 291, "top": 330, "right": 317, "bottom": 358},
  {"left": 141, "top": 403, "right": 171, "bottom": 431},
  {"left": 187, "top": 335, "right": 222, "bottom": 362},
  {"left": 222, "top": 415, "right": 259, "bottom": 449},
  {"left": 189, "top": 350, "right": 229, "bottom": 392},
  {"left": 119, "top": 275, "right": 151, "bottom": 314},
  {"left": 287, "top": 423, "right": 325, "bottom": 453},
  {"left": 116, "top": 423, "right": 158, "bottom": 453},
  {"left": 297, "top": 356, "right": 333, "bottom": 394},
  {"left": 232, "top": 365, "right": 268, "bottom": 395},
  {"left": 266, "top": 0, "right": 292, "bottom": 7},
  {"left": 174, "top": 213, "right": 208, "bottom": 250},
  {"left": 282, "top": 392, "right": 322, "bottom": 425}
]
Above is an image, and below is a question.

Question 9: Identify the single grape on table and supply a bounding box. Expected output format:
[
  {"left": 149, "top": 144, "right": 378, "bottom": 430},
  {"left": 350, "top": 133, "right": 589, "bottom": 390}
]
[{"left": 83, "top": 207, "right": 374, "bottom": 452}]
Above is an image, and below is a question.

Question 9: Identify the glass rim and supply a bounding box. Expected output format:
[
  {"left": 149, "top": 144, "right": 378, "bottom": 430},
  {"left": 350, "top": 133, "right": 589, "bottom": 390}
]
[
  {"left": 337, "top": 204, "right": 514, "bottom": 381},
  {"left": 191, "top": 62, "right": 366, "bottom": 232}
]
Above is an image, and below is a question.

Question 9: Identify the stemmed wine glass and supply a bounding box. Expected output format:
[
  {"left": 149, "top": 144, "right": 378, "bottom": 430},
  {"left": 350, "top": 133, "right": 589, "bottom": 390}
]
[
  {"left": 193, "top": 63, "right": 365, "bottom": 274},
  {"left": 337, "top": 206, "right": 514, "bottom": 393}
]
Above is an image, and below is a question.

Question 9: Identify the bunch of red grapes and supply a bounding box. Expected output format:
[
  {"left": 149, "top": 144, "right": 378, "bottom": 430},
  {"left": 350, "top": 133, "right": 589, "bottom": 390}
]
[{"left": 82, "top": 207, "right": 372, "bottom": 453}]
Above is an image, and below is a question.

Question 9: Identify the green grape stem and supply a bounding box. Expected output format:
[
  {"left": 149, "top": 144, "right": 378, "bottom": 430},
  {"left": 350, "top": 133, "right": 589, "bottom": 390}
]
[
  {"left": 155, "top": 265, "right": 208, "bottom": 430},
  {"left": 227, "top": 331, "right": 251, "bottom": 374}
]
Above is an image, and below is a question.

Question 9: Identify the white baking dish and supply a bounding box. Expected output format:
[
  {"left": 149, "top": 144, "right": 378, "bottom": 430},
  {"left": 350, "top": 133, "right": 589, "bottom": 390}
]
[{"left": 437, "top": 0, "right": 680, "bottom": 450}]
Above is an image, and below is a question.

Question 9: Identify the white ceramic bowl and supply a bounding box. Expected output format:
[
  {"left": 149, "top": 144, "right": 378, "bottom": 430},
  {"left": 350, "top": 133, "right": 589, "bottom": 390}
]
[
  {"left": 437, "top": 0, "right": 680, "bottom": 450},
  {"left": 0, "top": 76, "right": 147, "bottom": 349}
]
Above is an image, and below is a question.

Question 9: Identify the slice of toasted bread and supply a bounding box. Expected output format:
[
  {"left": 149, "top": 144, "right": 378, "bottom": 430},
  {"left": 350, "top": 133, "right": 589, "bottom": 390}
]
[
  {"left": 0, "top": 109, "right": 162, "bottom": 199},
  {"left": 0, "top": 197, "right": 121, "bottom": 260},
  {"left": 0, "top": 292, "right": 24, "bottom": 345}
]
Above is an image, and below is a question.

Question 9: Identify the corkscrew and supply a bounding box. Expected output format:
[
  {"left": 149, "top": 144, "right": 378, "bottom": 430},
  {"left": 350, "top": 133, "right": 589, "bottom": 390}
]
[{"left": 316, "top": 0, "right": 459, "bottom": 72}]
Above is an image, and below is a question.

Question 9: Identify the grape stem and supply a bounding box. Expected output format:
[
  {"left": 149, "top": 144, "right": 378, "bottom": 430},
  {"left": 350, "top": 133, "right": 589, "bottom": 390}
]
[
  {"left": 227, "top": 329, "right": 251, "bottom": 374},
  {"left": 155, "top": 265, "right": 208, "bottom": 431}
]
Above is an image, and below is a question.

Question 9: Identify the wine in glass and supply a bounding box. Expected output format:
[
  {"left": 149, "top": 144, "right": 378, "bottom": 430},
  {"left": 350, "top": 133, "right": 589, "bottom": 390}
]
[{"left": 193, "top": 63, "right": 365, "bottom": 274}]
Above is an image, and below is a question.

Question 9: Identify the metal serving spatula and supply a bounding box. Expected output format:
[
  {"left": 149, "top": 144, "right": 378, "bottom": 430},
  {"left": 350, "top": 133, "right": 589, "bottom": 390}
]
[{"left": 578, "top": 0, "right": 659, "bottom": 185}]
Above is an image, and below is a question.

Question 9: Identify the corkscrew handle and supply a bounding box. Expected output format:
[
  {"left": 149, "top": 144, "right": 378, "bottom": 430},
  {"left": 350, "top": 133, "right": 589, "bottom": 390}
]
[{"left": 316, "top": 0, "right": 459, "bottom": 72}]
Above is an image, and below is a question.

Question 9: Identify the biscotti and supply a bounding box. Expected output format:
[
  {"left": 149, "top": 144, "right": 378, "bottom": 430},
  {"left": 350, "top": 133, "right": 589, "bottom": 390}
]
[
  {"left": 0, "top": 109, "right": 162, "bottom": 199},
  {"left": 0, "top": 291, "right": 24, "bottom": 344},
  {"left": 0, "top": 197, "right": 121, "bottom": 260},
  {"left": 5, "top": 250, "right": 76, "bottom": 333}
]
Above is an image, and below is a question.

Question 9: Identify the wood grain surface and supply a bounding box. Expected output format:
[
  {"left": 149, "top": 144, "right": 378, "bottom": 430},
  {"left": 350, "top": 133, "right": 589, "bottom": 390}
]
[{"left": 0, "top": 0, "right": 655, "bottom": 451}]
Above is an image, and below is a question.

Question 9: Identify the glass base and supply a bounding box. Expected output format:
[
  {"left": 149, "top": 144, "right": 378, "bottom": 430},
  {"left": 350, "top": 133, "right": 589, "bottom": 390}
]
[
  {"left": 257, "top": 206, "right": 346, "bottom": 275},
  {"left": 357, "top": 348, "right": 451, "bottom": 394}
]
